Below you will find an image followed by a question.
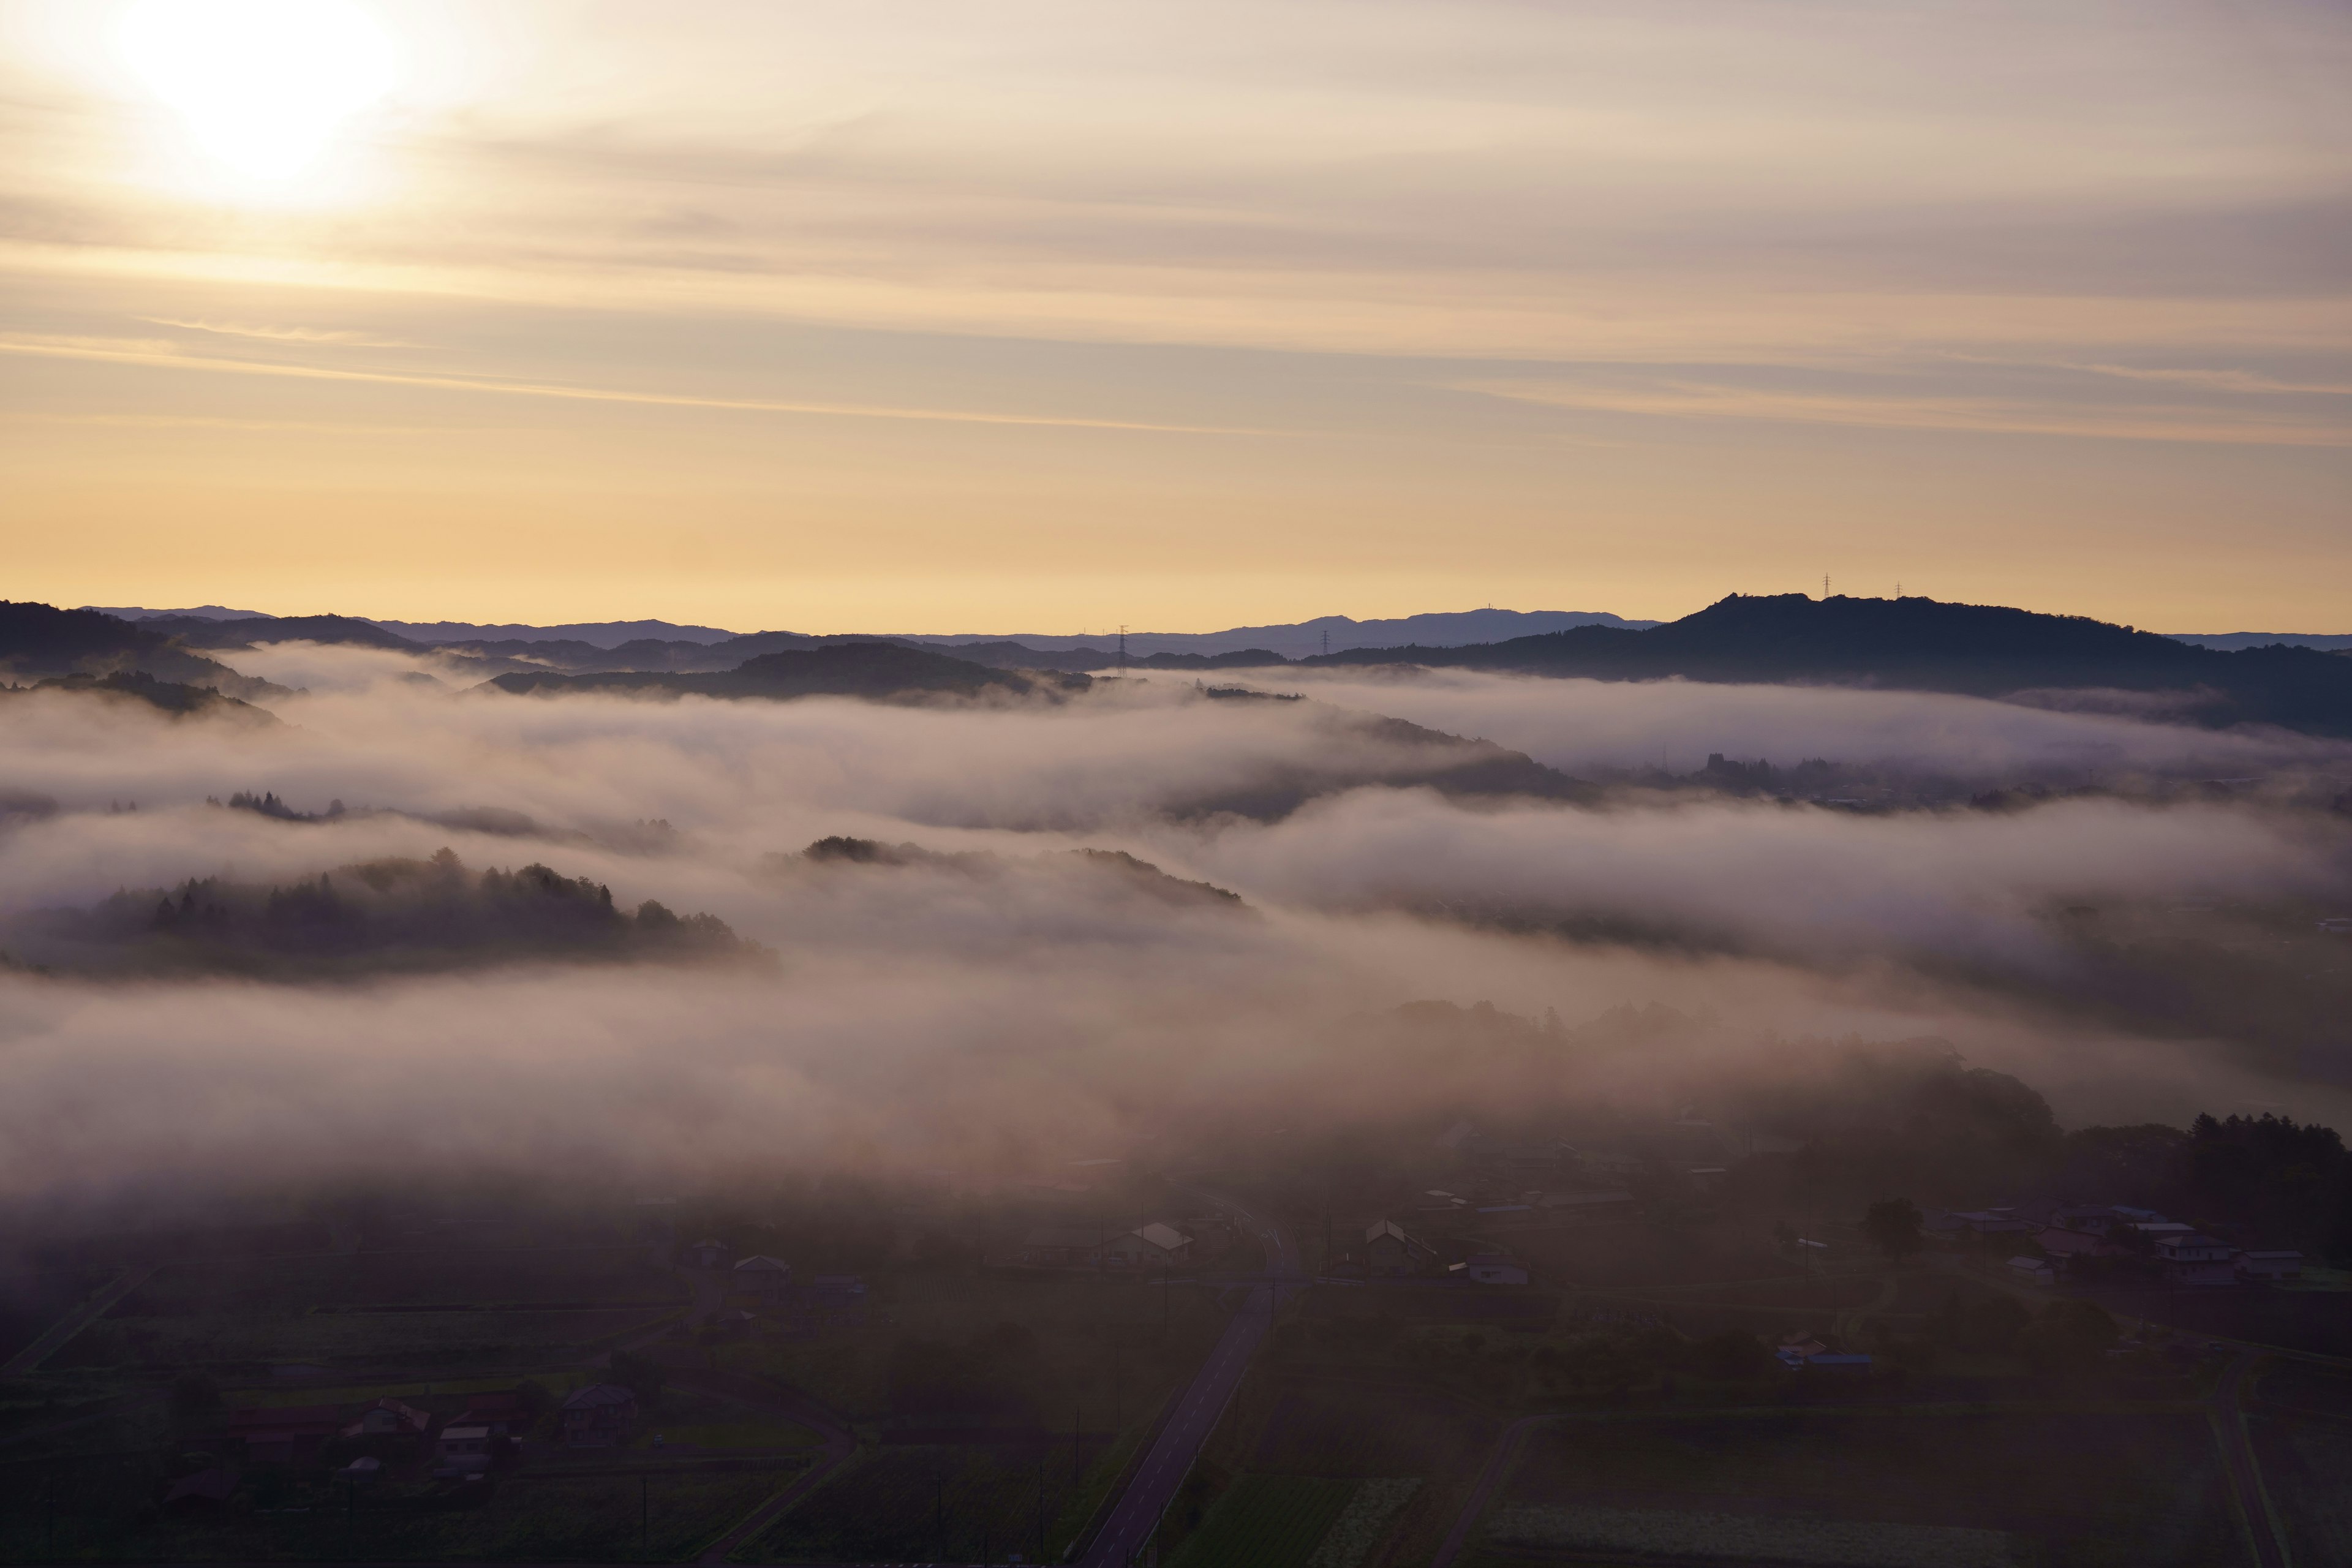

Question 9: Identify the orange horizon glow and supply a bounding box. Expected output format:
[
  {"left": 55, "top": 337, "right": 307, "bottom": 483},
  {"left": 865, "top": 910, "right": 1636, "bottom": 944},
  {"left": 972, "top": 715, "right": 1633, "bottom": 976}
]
[{"left": 1, "top": 0, "right": 2346, "bottom": 631}]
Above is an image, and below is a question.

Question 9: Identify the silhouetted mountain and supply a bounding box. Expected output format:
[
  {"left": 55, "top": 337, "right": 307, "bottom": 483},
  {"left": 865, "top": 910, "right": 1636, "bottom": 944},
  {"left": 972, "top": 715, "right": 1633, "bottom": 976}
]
[
  {"left": 484, "top": 642, "right": 1083, "bottom": 703},
  {"left": 896, "top": 608, "right": 1657, "bottom": 658},
  {"left": 943, "top": 641, "right": 1293, "bottom": 673},
  {"left": 5, "top": 671, "right": 276, "bottom": 724},
  {"left": 2, "top": 850, "right": 760, "bottom": 978},
  {"left": 2167, "top": 633, "right": 2352, "bottom": 652},
  {"left": 786, "top": 837, "right": 1250, "bottom": 910},
  {"left": 137, "top": 612, "right": 428, "bottom": 652},
  {"left": 0, "top": 601, "right": 287, "bottom": 699},
  {"left": 1316, "top": 594, "right": 2352, "bottom": 737},
  {"left": 374, "top": 617, "right": 743, "bottom": 647}
]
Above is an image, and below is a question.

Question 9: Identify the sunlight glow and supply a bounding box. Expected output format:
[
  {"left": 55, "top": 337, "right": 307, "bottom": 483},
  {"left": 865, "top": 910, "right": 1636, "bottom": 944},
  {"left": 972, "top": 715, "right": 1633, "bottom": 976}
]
[{"left": 116, "top": 0, "right": 402, "bottom": 195}]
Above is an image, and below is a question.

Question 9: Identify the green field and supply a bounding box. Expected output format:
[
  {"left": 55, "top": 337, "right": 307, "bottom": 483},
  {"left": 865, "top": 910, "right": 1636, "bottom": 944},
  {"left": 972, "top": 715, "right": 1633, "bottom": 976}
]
[
  {"left": 715, "top": 1265, "right": 1231, "bottom": 1425},
  {"left": 741, "top": 1443, "right": 1093, "bottom": 1563},
  {"left": 1166, "top": 1474, "right": 1357, "bottom": 1568},
  {"left": 0, "top": 1460, "right": 797, "bottom": 1563},
  {"left": 55, "top": 1305, "right": 675, "bottom": 1371},
  {"left": 1492, "top": 1409, "right": 2239, "bottom": 1567}
]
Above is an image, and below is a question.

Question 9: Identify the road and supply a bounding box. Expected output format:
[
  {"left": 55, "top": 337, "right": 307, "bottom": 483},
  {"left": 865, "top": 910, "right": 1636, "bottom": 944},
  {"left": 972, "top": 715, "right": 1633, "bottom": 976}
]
[
  {"left": 1429, "top": 1414, "right": 1544, "bottom": 1568},
  {"left": 1080, "top": 1194, "right": 1303, "bottom": 1567},
  {"left": 2212, "top": 1353, "right": 2288, "bottom": 1568},
  {"left": 1, "top": 1264, "right": 156, "bottom": 1376}
]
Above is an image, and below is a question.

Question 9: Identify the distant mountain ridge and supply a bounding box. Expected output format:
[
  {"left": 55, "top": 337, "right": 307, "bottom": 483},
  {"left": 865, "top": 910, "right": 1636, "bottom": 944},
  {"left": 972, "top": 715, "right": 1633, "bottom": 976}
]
[
  {"left": 80, "top": 605, "right": 1653, "bottom": 657},
  {"left": 1314, "top": 593, "right": 2352, "bottom": 737},
  {"left": 2166, "top": 633, "right": 2352, "bottom": 652}
]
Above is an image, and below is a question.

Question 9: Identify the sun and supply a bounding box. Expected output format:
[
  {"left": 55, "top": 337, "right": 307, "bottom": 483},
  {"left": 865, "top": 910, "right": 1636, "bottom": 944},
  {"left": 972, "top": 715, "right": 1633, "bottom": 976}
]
[{"left": 116, "top": 0, "right": 402, "bottom": 195}]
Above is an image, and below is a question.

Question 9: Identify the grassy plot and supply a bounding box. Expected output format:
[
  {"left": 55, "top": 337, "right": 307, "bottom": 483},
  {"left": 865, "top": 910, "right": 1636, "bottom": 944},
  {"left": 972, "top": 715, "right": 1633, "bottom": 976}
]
[
  {"left": 1485, "top": 1504, "right": 2015, "bottom": 1567},
  {"left": 1496, "top": 1410, "right": 2237, "bottom": 1567},
  {"left": 1306, "top": 1477, "right": 1420, "bottom": 1568},
  {"left": 0, "top": 1462, "right": 796, "bottom": 1563},
  {"left": 1166, "top": 1475, "right": 1357, "bottom": 1568},
  {"left": 716, "top": 1265, "right": 1230, "bottom": 1425},
  {"left": 742, "top": 1444, "right": 1093, "bottom": 1564},
  {"left": 56, "top": 1306, "right": 674, "bottom": 1370}
]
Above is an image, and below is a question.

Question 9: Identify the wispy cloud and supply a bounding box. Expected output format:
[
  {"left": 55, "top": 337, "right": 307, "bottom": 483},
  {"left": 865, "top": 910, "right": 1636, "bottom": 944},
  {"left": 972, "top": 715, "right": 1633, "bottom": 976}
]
[
  {"left": 1453, "top": 377, "right": 2352, "bottom": 448},
  {"left": 141, "top": 317, "right": 421, "bottom": 349},
  {"left": 0, "top": 335, "right": 1275, "bottom": 437}
]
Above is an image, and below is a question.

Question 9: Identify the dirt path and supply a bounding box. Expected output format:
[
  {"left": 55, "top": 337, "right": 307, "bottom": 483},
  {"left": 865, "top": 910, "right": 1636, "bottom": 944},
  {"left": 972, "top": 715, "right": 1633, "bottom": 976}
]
[
  {"left": 669, "top": 1367, "right": 858, "bottom": 1564},
  {"left": 1, "top": 1264, "right": 156, "bottom": 1376},
  {"left": 2212, "top": 1353, "right": 2289, "bottom": 1568}
]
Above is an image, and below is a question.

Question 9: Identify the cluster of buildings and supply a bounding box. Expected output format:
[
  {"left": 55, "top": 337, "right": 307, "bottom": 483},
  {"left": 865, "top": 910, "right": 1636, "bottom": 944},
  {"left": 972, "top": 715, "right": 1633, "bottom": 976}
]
[
  {"left": 1926, "top": 1200, "right": 2302, "bottom": 1287},
  {"left": 1327, "top": 1218, "right": 1530, "bottom": 1286},
  {"left": 678, "top": 1242, "right": 872, "bottom": 1329},
  {"left": 210, "top": 1382, "right": 638, "bottom": 1479},
  {"left": 1014, "top": 1219, "right": 1199, "bottom": 1271}
]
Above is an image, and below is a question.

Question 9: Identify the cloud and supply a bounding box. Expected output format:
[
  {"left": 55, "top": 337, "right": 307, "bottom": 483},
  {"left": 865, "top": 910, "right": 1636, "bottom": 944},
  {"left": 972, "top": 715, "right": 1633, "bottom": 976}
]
[
  {"left": 1, "top": 651, "right": 2347, "bottom": 1212},
  {"left": 139, "top": 317, "right": 422, "bottom": 348},
  {"left": 1201, "top": 666, "right": 2352, "bottom": 780},
  {"left": 0, "top": 334, "right": 1272, "bottom": 436}
]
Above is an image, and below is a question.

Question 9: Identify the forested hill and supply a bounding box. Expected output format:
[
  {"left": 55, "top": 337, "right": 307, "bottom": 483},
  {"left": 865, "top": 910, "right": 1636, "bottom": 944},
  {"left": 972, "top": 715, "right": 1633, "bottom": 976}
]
[
  {"left": 485, "top": 641, "right": 1086, "bottom": 703},
  {"left": 0, "top": 601, "right": 283, "bottom": 697},
  {"left": 1315, "top": 594, "right": 2352, "bottom": 736}
]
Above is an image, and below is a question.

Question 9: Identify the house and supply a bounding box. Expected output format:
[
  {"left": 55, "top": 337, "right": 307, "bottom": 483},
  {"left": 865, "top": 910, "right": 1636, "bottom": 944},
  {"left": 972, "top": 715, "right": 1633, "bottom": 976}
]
[
  {"left": 434, "top": 1425, "right": 492, "bottom": 1475},
  {"left": 683, "top": 1238, "right": 729, "bottom": 1268},
  {"left": 2157, "top": 1234, "right": 2238, "bottom": 1286},
  {"left": 1799, "top": 1354, "right": 1874, "bottom": 1376},
  {"left": 1362, "top": 1219, "right": 1437, "bottom": 1277},
  {"left": 342, "top": 1398, "right": 432, "bottom": 1441},
  {"left": 732, "top": 1254, "right": 794, "bottom": 1301},
  {"left": 225, "top": 1405, "right": 343, "bottom": 1464},
  {"left": 1778, "top": 1333, "right": 1830, "bottom": 1360},
  {"left": 1104, "top": 1223, "right": 1194, "bottom": 1269},
  {"left": 2034, "top": 1226, "right": 2119, "bottom": 1262},
  {"left": 811, "top": 1274, "right": 869, "bottom": 1310},
  {"left": 450, "top": 1390, "right": 531, "bottom": 1436},
  {"left": 2239, "top": 1251, "right": 2304, "bottom": 1282},
  {"left": 1537, "top": 1189, "right": 1635, "bottom": 1223},
  {"left": 1018, "top": 1224, "right": 1104, "bottom": 1268},
  {"left": 162, "top": 1468, "right": 240, "bottom": 1510},
  {"left": 560, "top": 1384, "right": 638, "bottom": 1447},
  {"left": 1953, "top": 1208, "right": 2030, "bottom": 1236},
  {"left": 1455, "top": 1252, "right": 1529, "bottom": 1286},
  {"left": 2111, "top": 1206, "right": 2166, "bottom": 1224},
  {"left": 2007, "top": 1256, "right": 2056, "bottom": 1286}
]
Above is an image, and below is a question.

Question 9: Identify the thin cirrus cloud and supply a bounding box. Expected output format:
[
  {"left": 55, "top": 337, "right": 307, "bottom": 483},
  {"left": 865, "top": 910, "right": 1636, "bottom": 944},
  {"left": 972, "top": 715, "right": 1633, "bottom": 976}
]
[{"left": 1, "top": 0, "right": 2348, "bottom": 624}]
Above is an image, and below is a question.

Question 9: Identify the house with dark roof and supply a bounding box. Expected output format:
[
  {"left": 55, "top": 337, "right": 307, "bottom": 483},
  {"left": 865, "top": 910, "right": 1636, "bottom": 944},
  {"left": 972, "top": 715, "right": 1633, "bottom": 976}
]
[
  {"left": 224, "top": 1405, "right": 343, "bottom": 1464},
  {"left": 1104, "top": 1223, "right": 1193, "bottom": 1269},
  {"left": 731, "top": 1254, "right": 794, "bottom": 1301},
  {"left": 1362, "top": 1219, "right": 1437, "bottom": 1277},
  {"left": 1019, "top": 1224, "right": 1105, "bottom": 1268},
  {"left": 342, "top": 1398, "right": 432, "bottom": 1441},
  {"left": 2157, "top": 1234, "right": 2239, "bottom": 1286},
  {"left": 560, "top": 1384, "right": 638, "bottom": 1447}
]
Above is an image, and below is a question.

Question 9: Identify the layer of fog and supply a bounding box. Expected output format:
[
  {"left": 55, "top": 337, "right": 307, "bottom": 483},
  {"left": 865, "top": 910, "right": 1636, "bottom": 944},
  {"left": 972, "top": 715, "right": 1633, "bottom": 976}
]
[
  {"left": 2, "top": 641, "right": 2349, "bottom": 1204},
  {"left": 1199, "top": 665, "right": 2352, "bottom": 782}
]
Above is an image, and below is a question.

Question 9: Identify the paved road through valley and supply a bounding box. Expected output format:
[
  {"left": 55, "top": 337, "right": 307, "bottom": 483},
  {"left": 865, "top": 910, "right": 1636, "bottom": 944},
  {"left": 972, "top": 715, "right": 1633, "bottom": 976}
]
[{"left": 1081, "top": 1194, "right": 1302, "bottom": 1567}]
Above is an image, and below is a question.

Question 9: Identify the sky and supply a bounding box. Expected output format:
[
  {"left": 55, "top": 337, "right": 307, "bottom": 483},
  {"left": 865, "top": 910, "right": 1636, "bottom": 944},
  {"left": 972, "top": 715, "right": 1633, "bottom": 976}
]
[{"left": 1, "top": 0, "right": 2347, "bottom": 633}]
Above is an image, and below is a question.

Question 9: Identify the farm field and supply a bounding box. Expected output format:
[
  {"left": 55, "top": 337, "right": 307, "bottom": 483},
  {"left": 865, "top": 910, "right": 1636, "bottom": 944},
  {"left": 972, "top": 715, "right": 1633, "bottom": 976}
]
[
  {"left": 2248, "top": 1365, "right": 2352, "bottom": 1567},
  {"left": 1490, "top": 1409, "right": 2239, "bottom": 1567},
  {"left": 1166, "top": 1474, "right": 1355, "bottom": 1568},
  {"left": 715, "top": 1265, "right": 1231, "bottom": 1425},
  {"left": 740, "top": 1442, "right": 1099, "bottom": 1564},
  {"left": 0, "top": 1458, "right": 796, "bottom": 1563},
  {"left": 1250, "top": 1375, "right": 1491, "bottom": 1479},
  {"left": 51, "top": 1305, "right": 674, "bottom": 1371},
  {"left": 114, "top": 1248, "right": 685, "bottom": 1315}
]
